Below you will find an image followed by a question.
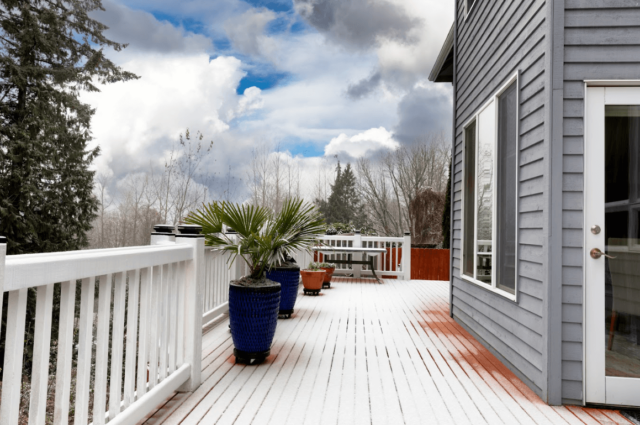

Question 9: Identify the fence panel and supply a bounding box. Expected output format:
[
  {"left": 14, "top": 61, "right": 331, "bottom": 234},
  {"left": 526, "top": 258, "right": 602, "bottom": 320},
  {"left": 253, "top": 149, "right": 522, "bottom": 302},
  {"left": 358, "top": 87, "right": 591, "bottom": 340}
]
[{"left": 411, "top": 249, "right": 450, "bottom": 281}]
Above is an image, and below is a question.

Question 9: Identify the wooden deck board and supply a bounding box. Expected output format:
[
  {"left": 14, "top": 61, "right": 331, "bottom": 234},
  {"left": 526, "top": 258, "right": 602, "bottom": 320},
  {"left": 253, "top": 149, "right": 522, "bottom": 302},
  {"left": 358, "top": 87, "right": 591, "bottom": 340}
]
[{"left": 143, "top": 279, "right": 632, "bottom": 425}]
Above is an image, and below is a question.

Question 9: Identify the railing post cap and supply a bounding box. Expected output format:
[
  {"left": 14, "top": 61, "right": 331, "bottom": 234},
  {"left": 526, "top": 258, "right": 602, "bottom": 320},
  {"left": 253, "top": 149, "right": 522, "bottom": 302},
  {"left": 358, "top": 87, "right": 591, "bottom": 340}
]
[
  {"left": 153, "top": 224, "right": 175, "bottom": 233},
  {"left": 404, "top": 232, "right": 411, "bottom": 236},
  {"left": 177, "top": 224, "right": 203, "bottom": 235},
  {"left": 355, "top": 230, "right": 361, "bottom": 234},
  {"left": 0, "top": 235, "right": 6, "bottom": 243}
]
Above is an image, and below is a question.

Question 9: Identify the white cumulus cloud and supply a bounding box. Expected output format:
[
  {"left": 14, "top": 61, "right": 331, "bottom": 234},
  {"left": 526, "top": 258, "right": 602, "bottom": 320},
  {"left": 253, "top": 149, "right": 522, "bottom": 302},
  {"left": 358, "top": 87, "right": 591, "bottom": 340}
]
[
  {"left": 324, "top": 127, "right": 399, "bottom": 158},
  {"left": 81, "top": 53, "right": 263, "bottom": 178}
]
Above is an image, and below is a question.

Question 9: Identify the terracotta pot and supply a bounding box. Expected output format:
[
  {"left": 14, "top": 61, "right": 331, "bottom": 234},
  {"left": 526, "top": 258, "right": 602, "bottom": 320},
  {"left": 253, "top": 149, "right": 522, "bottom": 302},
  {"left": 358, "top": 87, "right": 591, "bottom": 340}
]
[
  {"left": 320, "top": 267, "right": 335, "bottom": 283},
  {"left": 301, "top": 270, "right": 325, "bottom": 295}
]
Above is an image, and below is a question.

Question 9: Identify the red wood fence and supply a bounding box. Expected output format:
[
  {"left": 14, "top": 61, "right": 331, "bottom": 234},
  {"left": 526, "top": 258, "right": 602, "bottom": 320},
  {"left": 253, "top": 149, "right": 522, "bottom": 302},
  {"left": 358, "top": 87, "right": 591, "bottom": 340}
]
[{"left": 411, "top": 249, "right": 450, "bottom": 281}]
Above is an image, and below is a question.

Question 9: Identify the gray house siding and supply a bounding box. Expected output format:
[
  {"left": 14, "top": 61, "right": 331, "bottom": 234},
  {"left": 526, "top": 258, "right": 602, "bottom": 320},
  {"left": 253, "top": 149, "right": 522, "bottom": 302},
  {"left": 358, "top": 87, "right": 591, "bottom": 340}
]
[
  {"left": 452, "top": 0, "right": 550, "bottom": 399},
  {"left": 559, "top": 0, "right": 640, "bottom": 405}
]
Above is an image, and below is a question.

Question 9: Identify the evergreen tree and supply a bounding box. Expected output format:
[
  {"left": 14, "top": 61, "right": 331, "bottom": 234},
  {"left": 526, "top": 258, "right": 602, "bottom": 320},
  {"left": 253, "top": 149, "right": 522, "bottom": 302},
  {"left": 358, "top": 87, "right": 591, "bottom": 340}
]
[
  {"left": 0, "top": 0, "right": 138, "bottom": 255},
  {"left": 318, "top": 162, "right": 368, "bottom": 230},
  {"left": 442, "top": 160, "right": 452, "bottom": 249}
]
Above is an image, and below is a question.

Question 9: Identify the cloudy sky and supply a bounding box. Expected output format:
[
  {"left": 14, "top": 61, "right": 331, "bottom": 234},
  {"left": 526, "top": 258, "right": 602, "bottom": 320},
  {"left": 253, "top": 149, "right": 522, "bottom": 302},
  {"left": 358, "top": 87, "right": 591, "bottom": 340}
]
[{"left": 83, "top": 0, "right": 454, "bottom": 200}]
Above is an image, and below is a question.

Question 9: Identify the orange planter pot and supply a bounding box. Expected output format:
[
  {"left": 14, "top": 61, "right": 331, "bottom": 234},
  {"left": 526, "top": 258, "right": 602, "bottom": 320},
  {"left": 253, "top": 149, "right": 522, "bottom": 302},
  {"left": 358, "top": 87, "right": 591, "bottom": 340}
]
[
  {"left": 301, "top": 270, "right": 325, "bottom": 295},
  {"left": 320, "top": 267, "right": 335, "bottom": 288}
]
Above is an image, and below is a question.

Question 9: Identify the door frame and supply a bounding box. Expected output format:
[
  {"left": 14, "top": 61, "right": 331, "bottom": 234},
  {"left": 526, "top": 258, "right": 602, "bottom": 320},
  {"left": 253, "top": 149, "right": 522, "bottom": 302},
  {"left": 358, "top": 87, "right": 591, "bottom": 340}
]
[{"left": 584, "top": 82, "right": 640, "bottom": 406}]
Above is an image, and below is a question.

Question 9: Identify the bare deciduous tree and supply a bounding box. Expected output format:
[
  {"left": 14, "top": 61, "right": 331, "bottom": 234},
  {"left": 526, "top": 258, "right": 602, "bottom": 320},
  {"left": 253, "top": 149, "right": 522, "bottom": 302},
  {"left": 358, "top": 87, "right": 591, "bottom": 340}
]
[{"left": 358, "top": 133, "right": 450, "bottom": 239}]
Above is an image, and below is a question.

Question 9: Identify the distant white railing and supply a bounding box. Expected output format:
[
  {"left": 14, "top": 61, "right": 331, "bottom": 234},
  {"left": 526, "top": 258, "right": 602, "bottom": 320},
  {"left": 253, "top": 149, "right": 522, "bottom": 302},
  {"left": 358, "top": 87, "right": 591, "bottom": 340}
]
[
  {"left": 0, "top": 233, "right": 205, "bottom": 425},
  {"left": 202, "top": 249, "right": 234, "bottom": 325},
  {"left": 309, "top": 232, "right": 411, "bottom": 280}
]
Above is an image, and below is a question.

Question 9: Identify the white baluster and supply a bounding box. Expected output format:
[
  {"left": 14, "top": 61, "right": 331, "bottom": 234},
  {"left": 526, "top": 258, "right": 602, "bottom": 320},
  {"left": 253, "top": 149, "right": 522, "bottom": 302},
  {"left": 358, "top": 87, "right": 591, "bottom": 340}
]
[
  {"left": 75, "top": 277, "right": 95, "bottom": 425},
  {"left": 53, "top": 280, "right": 76, "bottom": 425},
  {"left": 137, "top": 267, "right": 151, "bottom": 398},
  {"left": 109, "top": 272, "right": 127, "bottom": 420},
  {"left": 0, "top": 288, "right": 28, "bottom": 425},
  {"left": 123, "top": 269, "right": 140, "bottom": 408},
  {"left": 28, "top": 283, "right": 54, "bottom": 425},
  {"left": 94, "top": 274, "right": 113, "bottom": 425}
]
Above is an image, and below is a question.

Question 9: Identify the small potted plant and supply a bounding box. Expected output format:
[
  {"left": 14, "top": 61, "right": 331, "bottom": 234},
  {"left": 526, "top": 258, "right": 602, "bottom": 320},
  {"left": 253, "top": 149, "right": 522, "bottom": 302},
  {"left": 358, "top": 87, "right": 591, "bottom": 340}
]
[
  {"left": 318, "top": 262, "right": 336, "bottom": 288},
  {"left": 301, "top": 262, "right": 325, "bottom": 295},
  {"left": 186, "top": 199, "right": 324, "bottom": 364}
]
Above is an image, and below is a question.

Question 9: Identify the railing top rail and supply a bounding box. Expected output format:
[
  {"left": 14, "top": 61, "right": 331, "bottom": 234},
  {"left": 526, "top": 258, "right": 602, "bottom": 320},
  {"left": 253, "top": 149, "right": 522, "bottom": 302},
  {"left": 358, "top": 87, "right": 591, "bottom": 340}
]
[
  {"left": 361, "top": 236, "right": 404, "bottom": 242},
  {"left": 315, "top": 235, "right": 405, "bottom": 242},
  {"left": 316, "top": 235, "right": 356, "bottom": 241},
  {"left": 4, "top": 243, "right": 193, "bottom": 292}
]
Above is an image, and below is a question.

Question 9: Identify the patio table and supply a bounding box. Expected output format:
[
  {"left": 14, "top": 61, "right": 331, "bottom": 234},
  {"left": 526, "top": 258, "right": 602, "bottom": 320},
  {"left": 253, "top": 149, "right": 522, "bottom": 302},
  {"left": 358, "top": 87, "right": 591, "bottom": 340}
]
[{"left": 312, "top": 246, "right": 387, "bottom": 282}]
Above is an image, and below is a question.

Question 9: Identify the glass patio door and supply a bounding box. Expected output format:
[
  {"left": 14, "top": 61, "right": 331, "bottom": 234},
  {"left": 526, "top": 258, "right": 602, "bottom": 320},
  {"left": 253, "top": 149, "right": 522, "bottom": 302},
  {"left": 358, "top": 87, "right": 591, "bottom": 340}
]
[{"left": 585, "top": 86, "right": 640, "bottom": 406}]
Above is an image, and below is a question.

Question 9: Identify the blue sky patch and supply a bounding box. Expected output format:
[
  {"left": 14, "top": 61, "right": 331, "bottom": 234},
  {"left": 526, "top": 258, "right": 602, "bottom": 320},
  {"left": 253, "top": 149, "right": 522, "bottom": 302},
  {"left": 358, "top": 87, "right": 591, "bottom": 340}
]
[
  {"left": 243, "top": 0, "right": 293, "bottom": 13},
  {"left": 237, "top": 70, "right": 290, "bottom": 94},
  {"left": 287, "top": 141, "right": 326, "bottom": 158}
]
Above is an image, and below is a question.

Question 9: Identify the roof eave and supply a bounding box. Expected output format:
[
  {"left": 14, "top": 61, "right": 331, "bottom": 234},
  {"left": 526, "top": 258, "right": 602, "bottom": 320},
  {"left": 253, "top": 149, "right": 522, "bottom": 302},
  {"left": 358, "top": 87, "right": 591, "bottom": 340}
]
[{"left": 428, "top": 23, "right": 455, "bottom": 83}]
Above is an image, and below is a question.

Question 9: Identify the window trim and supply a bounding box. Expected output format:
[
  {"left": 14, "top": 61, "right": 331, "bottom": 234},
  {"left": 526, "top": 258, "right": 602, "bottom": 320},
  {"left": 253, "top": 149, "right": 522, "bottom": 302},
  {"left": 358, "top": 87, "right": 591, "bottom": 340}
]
[
  {"left": 460, "top": 72, "right": 519, "bottom": 301},
  {"left": 464, "top": 0, "right": 478, "bottom": 20}
]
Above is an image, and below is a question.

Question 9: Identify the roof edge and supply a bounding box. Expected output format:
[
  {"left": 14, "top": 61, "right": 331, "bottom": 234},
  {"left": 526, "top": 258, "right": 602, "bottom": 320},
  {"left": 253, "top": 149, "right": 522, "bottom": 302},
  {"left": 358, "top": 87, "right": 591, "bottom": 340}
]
[{"left": 428, "top": 23, "right": 455, "bottom": 83}]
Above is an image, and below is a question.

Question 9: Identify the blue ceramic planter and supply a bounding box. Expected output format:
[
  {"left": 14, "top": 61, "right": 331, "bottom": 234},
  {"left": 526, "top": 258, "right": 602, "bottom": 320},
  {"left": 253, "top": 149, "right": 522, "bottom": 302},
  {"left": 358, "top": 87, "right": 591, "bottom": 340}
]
[
  {"left": 266, "top": 266, "right": 300, "bottom": 319},
  {"left": 228, "top": 280, "right": 281, "bottom": 364}
]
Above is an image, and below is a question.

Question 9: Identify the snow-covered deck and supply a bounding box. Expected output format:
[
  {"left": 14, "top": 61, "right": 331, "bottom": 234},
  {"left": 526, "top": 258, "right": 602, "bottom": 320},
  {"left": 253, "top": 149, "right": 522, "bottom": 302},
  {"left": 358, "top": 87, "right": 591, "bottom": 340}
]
[{"left": 143, "top": 278, "right": 631, "bottom": 425}]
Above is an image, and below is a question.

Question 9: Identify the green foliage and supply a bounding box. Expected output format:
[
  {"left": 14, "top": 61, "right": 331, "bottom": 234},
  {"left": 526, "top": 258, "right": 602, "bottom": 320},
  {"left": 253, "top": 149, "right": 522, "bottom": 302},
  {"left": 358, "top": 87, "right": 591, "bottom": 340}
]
[
  {"left": 306, "top": 262, "right": 322, "bottom": 271},
  {"left": 186, "top": 198, "right": 325, "bottom": 280},
  {"left": 442, "top": 160, "right": 452, "bottom": 249},
  {"left": 317, "top": 162, "right": 368, "bottom": 230},
  {"left": 324, "top": 222, "right": 376, "bottom": 236},
  {"left": 0, "top": 0, "right": 138, "bottom": 255},
  {"left": 314, "top": 262, "right": 336, "bottom": 268}
]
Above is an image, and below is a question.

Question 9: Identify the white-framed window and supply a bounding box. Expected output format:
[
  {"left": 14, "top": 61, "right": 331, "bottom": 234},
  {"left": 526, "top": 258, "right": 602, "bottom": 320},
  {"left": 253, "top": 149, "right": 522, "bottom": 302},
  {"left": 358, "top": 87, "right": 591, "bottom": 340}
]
[
  {"left": 465, "top": 0, "right": 477, "bottom": 17},
  {"left": 461, "top": 72, "right": 519, "bottom": 300}
]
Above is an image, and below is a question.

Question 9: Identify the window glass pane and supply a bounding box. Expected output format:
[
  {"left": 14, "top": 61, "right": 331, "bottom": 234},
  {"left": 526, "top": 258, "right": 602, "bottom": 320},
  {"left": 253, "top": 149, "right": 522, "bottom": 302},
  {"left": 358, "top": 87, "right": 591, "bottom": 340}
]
[
  {"left": 496, "top": 82, "right": 518, "bottom": 294},
  {"left": 463, "top": 123, "right": 476, "bottom": 278},
  {"left": 466, "top": 0, "right": 476, "bottom": 12},
  {"left": 476, "top": 102, "right": 495, "bottom": 284}
]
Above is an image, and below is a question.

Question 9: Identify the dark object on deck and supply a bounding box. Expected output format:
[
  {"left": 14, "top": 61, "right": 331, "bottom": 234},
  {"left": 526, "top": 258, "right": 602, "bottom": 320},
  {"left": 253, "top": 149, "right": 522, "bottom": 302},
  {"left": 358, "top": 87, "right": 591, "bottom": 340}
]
[
  {"left": 234, "top": 348, "right": 271, "bottom": 365},
  {"left": 330, "top": 257, "right": 380, "bottom": 282},
  {"left": 304, "top": 288, "right": 321, "bottom": 295},
  {"left": 229, "top": 280, "right": 281, "bottom": 364},
  {"left": 266, "top": 265, "right": 301, "bottom": 319},
  {"left": 177, "top": 224, "right": 203, "bottom": 235},
  {"left": 320, "top": 267, "right": 335, "bottom": 289},
  {"left": 153, "top": 224, "right": 174, "bottom": 234}
]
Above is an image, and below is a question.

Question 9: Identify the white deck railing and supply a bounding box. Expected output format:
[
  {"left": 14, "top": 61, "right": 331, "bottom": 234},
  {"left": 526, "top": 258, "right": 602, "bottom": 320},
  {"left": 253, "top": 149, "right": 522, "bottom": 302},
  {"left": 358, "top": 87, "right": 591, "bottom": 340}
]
[
  {"left": 0, "top": 233, "right": 205, "bottom": 425},
  {"left": 309, "top": 233, "right": 411, "bottom": 280},
  {"left": 0, "top": 229, "right": 410, "bottom": 424}
]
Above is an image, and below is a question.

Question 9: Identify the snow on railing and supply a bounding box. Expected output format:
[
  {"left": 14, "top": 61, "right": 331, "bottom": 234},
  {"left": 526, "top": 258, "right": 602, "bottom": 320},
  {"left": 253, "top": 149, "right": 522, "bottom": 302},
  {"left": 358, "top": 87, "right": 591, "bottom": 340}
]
[
  {"left": 312, "top": 232, "right": 412, "bottom": 280},
  {"left": 0, "top": 232, "right": 205, "bottom": 425}
]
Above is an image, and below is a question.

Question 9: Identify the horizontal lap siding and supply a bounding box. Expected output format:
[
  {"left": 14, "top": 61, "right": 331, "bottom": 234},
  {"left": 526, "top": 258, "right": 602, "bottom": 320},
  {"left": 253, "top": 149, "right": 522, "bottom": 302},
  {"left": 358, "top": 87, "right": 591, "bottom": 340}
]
[
  {"left": 561, "top": 0, "right": 640, "bottom": 404},
  {"left": 452, "top": 0, "right": 548, "bottom": 398}
]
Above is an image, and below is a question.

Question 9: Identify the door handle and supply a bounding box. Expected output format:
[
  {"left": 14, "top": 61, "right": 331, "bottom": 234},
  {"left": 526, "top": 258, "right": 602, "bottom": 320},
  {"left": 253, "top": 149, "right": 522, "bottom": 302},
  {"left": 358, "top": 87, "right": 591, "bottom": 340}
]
[{"left": 590, "top": 248, "right": 616, "bottom": 260}]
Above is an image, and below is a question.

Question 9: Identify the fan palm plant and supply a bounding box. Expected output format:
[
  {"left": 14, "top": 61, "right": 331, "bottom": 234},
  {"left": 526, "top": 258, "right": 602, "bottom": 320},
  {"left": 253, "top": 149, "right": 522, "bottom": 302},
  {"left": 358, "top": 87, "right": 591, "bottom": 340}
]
[{"left": 185, "top": 198, "right": 325, "bottom": 282}]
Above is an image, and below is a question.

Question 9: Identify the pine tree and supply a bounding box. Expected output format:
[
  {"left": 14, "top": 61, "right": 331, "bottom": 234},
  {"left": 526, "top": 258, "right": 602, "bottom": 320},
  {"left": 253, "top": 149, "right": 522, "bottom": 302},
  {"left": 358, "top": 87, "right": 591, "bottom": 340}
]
[
  {"left": 0, "top": 0, "right": 138, "bottom": 255},
  {"left": 319, "top": 162, "right": 368, "bottom": 230}
]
